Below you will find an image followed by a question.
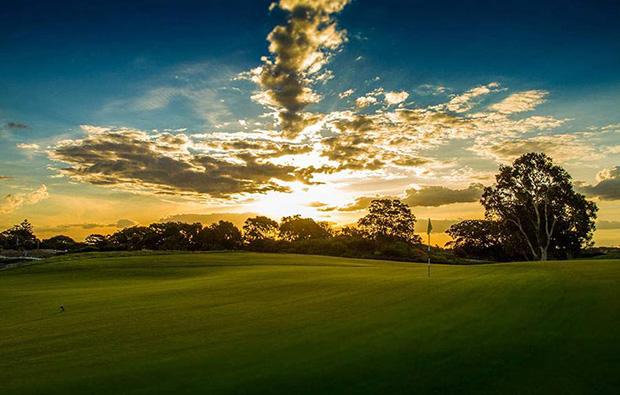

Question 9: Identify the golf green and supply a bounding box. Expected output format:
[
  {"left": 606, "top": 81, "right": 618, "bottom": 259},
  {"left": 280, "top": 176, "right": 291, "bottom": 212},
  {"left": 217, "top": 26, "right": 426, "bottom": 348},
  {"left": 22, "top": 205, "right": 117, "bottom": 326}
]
[{"left": 2, "top": 252, "right": 619, "bottom": 394}]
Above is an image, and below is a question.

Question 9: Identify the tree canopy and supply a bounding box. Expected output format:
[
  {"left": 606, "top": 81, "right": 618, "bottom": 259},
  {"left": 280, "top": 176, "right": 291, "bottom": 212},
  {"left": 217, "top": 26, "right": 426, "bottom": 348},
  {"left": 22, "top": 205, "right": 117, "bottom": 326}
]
[
  {"left": 243, "top": 216, "right": 279, "bottom": 242},
  {"left": 481, "top": 152, "right": 597, "bottom": 261},
  {"left": 357, "top": 199, "right": 421, "bottom": 245}
]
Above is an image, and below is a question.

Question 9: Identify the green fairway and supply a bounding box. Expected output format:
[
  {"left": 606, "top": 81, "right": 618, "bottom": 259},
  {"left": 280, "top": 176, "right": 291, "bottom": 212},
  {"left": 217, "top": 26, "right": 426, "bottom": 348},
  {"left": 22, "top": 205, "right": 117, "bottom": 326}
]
[{"left": 1, "top": 252, "right": 620, "bottom": 394}]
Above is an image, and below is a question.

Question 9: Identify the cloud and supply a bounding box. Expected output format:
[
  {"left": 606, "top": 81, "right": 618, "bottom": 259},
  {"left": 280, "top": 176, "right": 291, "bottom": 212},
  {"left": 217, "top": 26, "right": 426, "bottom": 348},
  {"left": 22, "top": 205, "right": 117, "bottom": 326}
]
[
  {"left": 247, "top": 0, "right": 351, "bottom": 137},
  {"left": 403, "top": 183, "right": 484, "bottom": 207},
  {"left": 6, "top": 122, "right": 28, "bottom": 130},
  {"left": 0, "top": 185, "right": 49, "bottom": 214},
  {"left": 415, "top": 84, "right": 450, "bottom": 96},
  {"left": 103, "top": 63, "right": 237, "bottom": 126},
  {"left": 307, "top": 201, "right": 329, "bottom": 208},
  {"left": 201, "top": 140, "right": 313, "bottom": 159},
  {"left": 116, "top": 219, "right": 138, "bottom": 228},
  {"left": 320, "top": 195, "right": 385, "bottom": 212},
  {"left": 37, "top": 219, "right": 139, "bottom": 233},
  {"left": 488, "top": 90, "right": 548, "bottom": 114},
  {"left": 16, "top": 143, "right": 40, "bottom": 151},
  {"left": 384, "top": 91, "right": 409, "bottom": 105},
  {"left": 318, "top": 133, "right": 387, "bottom": 172},
  {"left": 579, "top": 166, "right": 620, "bottom": 200},
  {"left": 338, "top": 89, "right": 355, "bottom": 99},
  {"left": 445, "top": 82, "right": 502, "bottom": 112},
  {"left": 355, "top": 95, "right": 378, "bottom": 108},
  {"left": 48, "top": 126, "right": 314, "bottom": 199},
  {"left": 472, "top": 135, "right": 594, "bottom": 162},
  {"left": 321, "top": 184, "right": 483, "bottom": 212},
  {"left": 37, "top": 223, "right": 109, "bottom": 233}
]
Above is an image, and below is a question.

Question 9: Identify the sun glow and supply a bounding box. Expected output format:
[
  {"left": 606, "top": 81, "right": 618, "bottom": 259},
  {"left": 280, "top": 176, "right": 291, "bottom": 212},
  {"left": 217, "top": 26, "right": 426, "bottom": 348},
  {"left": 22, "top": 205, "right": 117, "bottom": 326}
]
[{"left": 249, "top": 181, "right": 348, "bottom": 222}]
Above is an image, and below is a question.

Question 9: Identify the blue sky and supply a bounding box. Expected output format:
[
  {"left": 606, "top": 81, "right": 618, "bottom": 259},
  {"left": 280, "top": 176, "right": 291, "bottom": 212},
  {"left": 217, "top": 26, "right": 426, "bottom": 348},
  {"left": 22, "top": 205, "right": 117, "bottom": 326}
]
[{"left": 1, "top": 0, "right": 620, "bottom": 244}]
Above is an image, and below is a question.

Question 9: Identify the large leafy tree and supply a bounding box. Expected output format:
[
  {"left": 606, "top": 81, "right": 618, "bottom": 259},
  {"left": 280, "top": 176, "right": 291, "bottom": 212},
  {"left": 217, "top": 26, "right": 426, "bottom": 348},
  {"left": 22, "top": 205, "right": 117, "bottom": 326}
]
[
  {"left": 481, "top": 153, "right": 597, "bottom": 261},
  {"left": 243, "top": 216, "right": 279, "bottom": 242},
  {"left": 357, "top": 199, "right": 421, "bottom": 244}
]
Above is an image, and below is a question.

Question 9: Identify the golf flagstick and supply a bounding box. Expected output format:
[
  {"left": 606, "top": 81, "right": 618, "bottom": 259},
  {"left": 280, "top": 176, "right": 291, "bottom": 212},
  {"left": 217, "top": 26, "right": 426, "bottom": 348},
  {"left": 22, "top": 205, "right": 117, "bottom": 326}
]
[{"left": 427, "top": 218, "right": 432, "bottom": 277}]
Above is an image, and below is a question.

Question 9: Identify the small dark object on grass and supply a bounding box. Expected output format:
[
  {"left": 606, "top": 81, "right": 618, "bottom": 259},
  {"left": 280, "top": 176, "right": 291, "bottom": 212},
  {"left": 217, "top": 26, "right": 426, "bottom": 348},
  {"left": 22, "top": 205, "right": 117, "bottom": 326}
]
[{"left": 59, "top": 306, "right": 65, "bottom": 312}]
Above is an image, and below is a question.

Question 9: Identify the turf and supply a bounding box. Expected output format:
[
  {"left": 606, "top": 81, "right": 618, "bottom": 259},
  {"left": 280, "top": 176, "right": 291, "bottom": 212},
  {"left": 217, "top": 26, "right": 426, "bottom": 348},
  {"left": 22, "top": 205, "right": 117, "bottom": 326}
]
[{"left": 1, "top": 252, "right": 620, "bottom": 394}]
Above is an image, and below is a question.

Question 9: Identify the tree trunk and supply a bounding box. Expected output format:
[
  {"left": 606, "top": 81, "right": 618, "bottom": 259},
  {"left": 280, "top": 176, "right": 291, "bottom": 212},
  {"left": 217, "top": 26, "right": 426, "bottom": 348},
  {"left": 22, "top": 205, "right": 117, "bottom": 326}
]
[{"left": 540, "top": 246, "right": 548, "bottom": 261}]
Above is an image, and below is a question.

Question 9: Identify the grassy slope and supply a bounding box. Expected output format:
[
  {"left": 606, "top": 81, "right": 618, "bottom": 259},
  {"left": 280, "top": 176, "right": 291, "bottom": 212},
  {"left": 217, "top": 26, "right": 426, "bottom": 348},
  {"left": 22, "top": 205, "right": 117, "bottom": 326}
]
[{"left": 1, "top": 252, "right": 620, "bottom": 395}]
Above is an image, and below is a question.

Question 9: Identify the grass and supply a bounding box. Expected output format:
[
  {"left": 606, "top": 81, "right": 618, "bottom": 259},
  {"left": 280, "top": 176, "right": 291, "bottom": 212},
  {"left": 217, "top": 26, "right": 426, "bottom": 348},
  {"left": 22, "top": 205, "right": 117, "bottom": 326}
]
[{"left": 1, "top": 251, "right": 620, "bottom": 394}]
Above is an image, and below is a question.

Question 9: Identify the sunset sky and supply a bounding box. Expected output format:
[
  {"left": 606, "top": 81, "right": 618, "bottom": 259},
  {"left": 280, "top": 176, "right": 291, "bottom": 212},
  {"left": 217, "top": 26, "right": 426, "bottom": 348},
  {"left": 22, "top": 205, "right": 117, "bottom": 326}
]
[{"left": 1, "top": 0, "right": 619, "bottom": 246}]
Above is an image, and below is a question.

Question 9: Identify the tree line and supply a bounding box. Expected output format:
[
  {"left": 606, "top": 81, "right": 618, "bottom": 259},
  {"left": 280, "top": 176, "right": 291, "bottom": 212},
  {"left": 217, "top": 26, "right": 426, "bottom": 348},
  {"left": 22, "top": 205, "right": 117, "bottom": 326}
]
[
  {"left": 1, "top": 200, "right": 441, "bottom": 262},
  {"left": 0, "top": 153, "right": 599, "bottom": 262}
]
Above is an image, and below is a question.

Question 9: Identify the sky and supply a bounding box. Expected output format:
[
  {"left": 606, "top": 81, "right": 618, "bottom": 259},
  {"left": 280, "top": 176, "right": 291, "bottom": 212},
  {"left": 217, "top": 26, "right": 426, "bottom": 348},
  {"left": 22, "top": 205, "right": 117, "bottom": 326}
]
[{"left": 1, "top": 0, "right": 620, "bottom": 246}]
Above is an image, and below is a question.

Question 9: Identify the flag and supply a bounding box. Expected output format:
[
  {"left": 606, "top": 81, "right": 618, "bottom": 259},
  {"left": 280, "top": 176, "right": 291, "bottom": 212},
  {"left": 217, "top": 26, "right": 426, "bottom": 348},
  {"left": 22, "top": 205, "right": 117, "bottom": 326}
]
[{"left": 427, "top": 218, "right": 433, "bottom": 235}]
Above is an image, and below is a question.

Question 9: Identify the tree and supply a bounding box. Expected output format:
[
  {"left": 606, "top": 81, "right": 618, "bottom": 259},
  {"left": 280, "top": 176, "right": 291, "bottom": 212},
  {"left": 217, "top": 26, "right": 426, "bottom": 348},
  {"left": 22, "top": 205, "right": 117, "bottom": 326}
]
[
  {"left": 41, "top": 235, "right": 77, "bottom": 251},
  {"left": 279, "top": 215, "right": 331, "bottom": 242},
  {"left": 243, "top": 216, "right": 279, "bottom": 242},
  {"left": 85, "top": 234, "right": 110, "bottom": 249},
  {"left": 1, "top": 220, "right": 38, "bottom": 249},
  {"left": 110, "top": 226, "right": 154, "bottom": 250},
  {"left": 198, "top": 221, "right": 243, "bottom": 250},
  {"left": 445, "top": 220, "right": 511, "bottom": 260},
  {"left": 481, "top": 153, "right": 597, "bottom": 261},
  {"left": 357, "top": 199, "right": 421, "bottom": 244},
  {"left": 147, "top": 222, "right": 202, "bottom": 250}
]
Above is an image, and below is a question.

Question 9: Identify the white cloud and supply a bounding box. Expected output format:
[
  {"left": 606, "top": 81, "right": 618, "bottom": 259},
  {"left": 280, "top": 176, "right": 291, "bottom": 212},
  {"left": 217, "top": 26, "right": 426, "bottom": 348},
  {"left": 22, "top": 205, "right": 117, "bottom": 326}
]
[
  {"left": 384, "top": 91, "right": 409, "bottom": 105},
  {"left": 471, "top": 135, "right": 596, "bottom": 163},
  {"left": 488, "top": 90, "right": 548, "bottom": 114},
  {"left": 16, "top": 143, "right": 40, "bottom": 151},
  {"left": 445, "top": 82, "right": 502, "bottom": 113},
  {"left": 355, "top": 95, "right": 378, "bottom": 108},
  {"left": 339, "top": 89, "right": 355, "bottom": 99},
  {"left": 0, "top": 185, "right": 49, "bottom": 214}
]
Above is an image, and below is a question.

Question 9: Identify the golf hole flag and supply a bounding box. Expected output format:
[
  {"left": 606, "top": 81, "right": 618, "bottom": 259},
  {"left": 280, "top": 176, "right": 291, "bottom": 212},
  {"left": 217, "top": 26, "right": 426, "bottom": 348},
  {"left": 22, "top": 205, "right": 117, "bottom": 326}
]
[{"left": 427, "top": 218, "right": 433, "bottom": 235}]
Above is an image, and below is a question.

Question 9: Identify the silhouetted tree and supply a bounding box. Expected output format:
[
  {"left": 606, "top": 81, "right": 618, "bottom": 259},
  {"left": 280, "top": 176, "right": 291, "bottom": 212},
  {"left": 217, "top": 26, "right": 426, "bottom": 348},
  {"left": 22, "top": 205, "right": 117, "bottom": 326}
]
[
  {"left": 198, "top": 221, "right": 243, "bottom": 250},
  {"left": 445, "top": 220, "right": 512, "bottom": 260},
  {"left": 243, "top": 216, "right": 279, "bottom": 242},
  {"left": 85, "top": 234, "right": 110, "bottom": 249},
  {"left": 110, "top": 226, "right": 154, "bottom": 250},
  {"left": 481, "top": 153, "right": 597, "bottom": 261},
  {"left": 1, "top": 220, "right": 38, "bottom": 249},
  {"left": 148, "top": 222, "right": 202, "bottom": 250},
  {"left": 357, "top": 199, "right": 421, "bottom": 244},
  {"left": 41, "top": 235, "right": 77, "bottom": 251},
  {"left": 279, "top": 215, "right": 331, "bottom": 242}
]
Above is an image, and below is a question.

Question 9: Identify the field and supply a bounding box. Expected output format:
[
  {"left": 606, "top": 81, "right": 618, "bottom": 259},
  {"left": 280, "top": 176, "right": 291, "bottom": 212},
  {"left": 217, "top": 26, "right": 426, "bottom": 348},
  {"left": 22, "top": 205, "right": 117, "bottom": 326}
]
[{"left": 2, "top": 252, "right": 620, "bottom": 394}]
